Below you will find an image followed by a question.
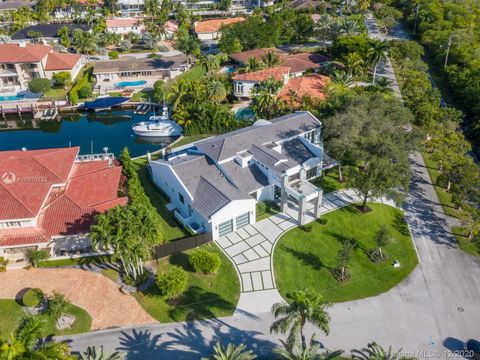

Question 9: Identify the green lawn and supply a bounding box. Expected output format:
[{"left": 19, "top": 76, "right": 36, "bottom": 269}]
[
  {"left": 274, "top": 203, "right": 418, "bottom": 303},
  {"left": 172, "top": 134, "right": 213, "bottom": 149},
  {"left": 43, "top": 87, "right": 68, "bottom": 101},
  {"left": 313, "top": 168, "right": 346, "bottom": 194},
  {"left": 453, "top": 227, "right": 480, "bottom": 258},
  {"left": 421, "top": 152, "right": 465, "bottom": 220},
  {"left": 164, "top": 66, "right": 206, "bottom": 97},
  {"left": 135, "top": 243, "right": 240, "bottom": 322},
  {"left": 256, "top": 203, "right": 280, "bottom": 222},
  {"left": 101, "top": 268, "right": 120, "bottom": 283},
  {"left": 130, "top": 89, "right": 154, "bottom": 102},
  {"left": 37, "top": 255, "right": 111, "bottom": 268},
  {"left": 0, "top": 299, "right": 91, "bottom": 340},
  {"left": 133, "top": 159, "right": 186, "bottom": 241}
]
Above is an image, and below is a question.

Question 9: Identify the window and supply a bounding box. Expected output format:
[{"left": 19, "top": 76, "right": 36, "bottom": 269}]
[
  {"left": 236, "top": 212, "right": 250, "bottom": 229},
  {"left": 306, "top": 167, "right": 317, "bottom": 179},
  {"left": 179, "top": 193, "right": 184, "bottom": 204},
  {"left": 236, "top": 82, "right": 244, "bottom": 95}
]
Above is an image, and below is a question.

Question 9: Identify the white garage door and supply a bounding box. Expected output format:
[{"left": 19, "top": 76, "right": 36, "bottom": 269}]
[
  {"left": 236, "top": 212, "right": 250, "bottom": 229},
  {"left": 218, "top": 219, "right": 233, "bottom": 237}
]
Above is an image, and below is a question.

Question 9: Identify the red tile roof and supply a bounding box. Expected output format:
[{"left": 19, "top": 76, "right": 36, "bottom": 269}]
[
  {"left": 45, "top": 52, "right": 81, "bottom": 71},
  {"left": 279, "top": 74, "right": 330, "bottom": 105},
  {"left": 0, "top": 43, "right": 52, "bottom": 63},
  {"left": 106, "top": 18, "right": 142, "bottom": 28},
  {"left": 280, "top": 53, "right": 328, "bottom": 73},
  {"left": 229, "top": 48, "right": 288, "bottom": 64},
  {"left": 0, "top": 147, "right": 127, "bottom": 247},
  {"left": 165, "top": 21, "right": 178, "bottom": 32},
  {"left": 232, "top": 66, "right": 291, "bottom": 82},
  {"left": 195, "top": 17, "right": 245, "bottom": 33}
]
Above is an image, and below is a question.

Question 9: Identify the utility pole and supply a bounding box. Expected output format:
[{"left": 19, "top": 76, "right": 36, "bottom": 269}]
[
  {"left": 444, "top": 34, "right": 452, "bottom": 68},
  {"left": 413, "top": 2, "right": 420, "bottom": 36}
]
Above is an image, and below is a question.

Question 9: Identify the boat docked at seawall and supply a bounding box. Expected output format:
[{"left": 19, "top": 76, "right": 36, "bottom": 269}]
[
  {"left": 132, "top": 106, "right": 182, "bottom": 137},
  {"left": 83, "top": 96, "right": 130, "bottom": 112}
]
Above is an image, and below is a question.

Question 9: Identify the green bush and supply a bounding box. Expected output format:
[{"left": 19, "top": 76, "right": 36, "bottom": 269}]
[
  {"left": 23, "top": 288, "right": 44, "bottom": 307},
  {"left": 300, "top": 224, "right": 313, "bottom": 232},
  {"left": 316, "top": 218, "right": 328, "bottom": 225},
  {"left": 109, "top": 51, "right": 119, "bottom": 59},
  {"left": 0, "top": 256, "right": 8, "bottom": 272},
  {"left": 256, "top": 202, "right": 267, "bottom": 215},
  {"left": 28, "top": 78, "right": 51, "bottom": 94},
  {"left": 29, "top": 249, "right": 49, "bottom": 267},
  {"left": 52, "top": 71, "right": 71, "bottom": 88},
  {"left": 156, "top": 265, "right": 188, "bottom": 300},
  {"left": 48, "top": 291, "right": 68, "bottom": 320},
  {"left": 189, "top": 248, "right": 221, "bottom": 274},
  {"left": 78, "top": 85, "right": 92, "bottom": 99},
  {"left": 68, "top": 90, "right": 79, "bottom": 105}
]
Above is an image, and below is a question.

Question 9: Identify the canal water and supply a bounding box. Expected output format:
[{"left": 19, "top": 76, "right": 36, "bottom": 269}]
[{"left": 0, "top": 110, "right": 177, "bottom": 158}]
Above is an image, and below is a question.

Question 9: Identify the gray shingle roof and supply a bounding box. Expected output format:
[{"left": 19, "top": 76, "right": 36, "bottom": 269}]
[
  {"left": 221, "top": 160, "right": 269, "bottom": 194},
  {"left": 93, "top": 56, "right": 188, "bottom": 74},
  {"left": 248, "top": 144, "right": 293, "bottom": 172},
  {"left": 170, "top": 154, "right": 249, "bottom": 218},
  {"left": 195, "top": 112, "right": 321, "bottom": 163},
  {"left": 281, "top": 138, "right": 316, "bottom": 165}
]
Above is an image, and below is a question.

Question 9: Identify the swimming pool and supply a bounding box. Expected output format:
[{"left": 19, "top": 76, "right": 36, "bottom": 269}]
[
  {"left": 0, "top": 94, "right": 25, "bottom": 102},
  {"left": 235, "top": 107, "right": 255, "bottom": 120},
  {"left": 115, "top": 80, "right": 147, "bottom": 87}
]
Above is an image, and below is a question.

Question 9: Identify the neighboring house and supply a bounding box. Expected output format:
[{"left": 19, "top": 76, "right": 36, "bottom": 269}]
[
  {"left": 149, "top": 111, "right": 337, "bottom": 240},
  {"left": 0, "top": 43, "right": 83, "bottom": 95},
  {"left": 170, "top": 0, "right": 272, "bottom": 13},
  {"left": 229, "top": 47, "right": 288, "bottom": 65},
  {"left": 194, "top": 17, "right": 245, "bottom": 41},
  {"left": 232, "top": 66, "right": 291, "bottom": 98},
  {"left": 163, "top": 21, "right": 178, "bottom": 40},
  {"left": 106, "top": 18, "right": 145, "bottom": 39},
  {"left": 93, "top": 55, "right": 189, "bottom": 91},
  {"left": 279, "top": 73, "right": 330, "bottom": 106},
  {"left": 118, "top": 0, "right": 144, "bottom": 17},
  {"left": 11, "top": 23, "right": 91, "bottom": 44},
  {"left": 53, "top": 0, "right": 104, "bottom": 19},
  {"left": 0, "top": 147, "right": 128, "bottom": 264}
]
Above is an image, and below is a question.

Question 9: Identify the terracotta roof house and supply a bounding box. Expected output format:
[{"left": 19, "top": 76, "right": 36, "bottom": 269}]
[
  {"left": 149, "top": 111, "right": 337, "bottom": 240},
  {"left": 279, "top": 73, "right": 330, "bottom": 106},
  {"left": 194, "top": 17, "right": 245, "bottom": 41},
  {"left": 0, "top": 147, "right": 127, "bottom": 264},
  {"left": 0, "top": 43, "right": 84, "bottom": 96},
  {"left": 106, "top": 18, "right": 145, "bottom": 39},
  {"left": 229, "top": 48, "right": 288, "bottom": 65}
]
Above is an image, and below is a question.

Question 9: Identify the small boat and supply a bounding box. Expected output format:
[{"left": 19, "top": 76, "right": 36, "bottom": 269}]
[
  {"left": 132, "top": 106, "right": 182, "bottom": 137},
  {"left": 84, "top": 96, "right": 130, "bottom": 112}
]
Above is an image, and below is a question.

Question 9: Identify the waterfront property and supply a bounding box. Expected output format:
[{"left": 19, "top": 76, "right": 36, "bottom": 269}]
[
  {"left": 194, "top": 17, "right": 245, "bottom": 41},
  {"left": 0, "top": 0, "right": 38, "bottom": 13},
  {"left": 149, "top": 111, "right": 337, "bottom": 240},
  {"left": 11, "top": 23, "right": 91, "bottom": 44},
  {"left": 93, "top": 56, "right": 189, "bottom": 93},
  {"left": 0, "top": 147, "right": 128, "bottom": 265},
  {"left": 0, "top": 43, "right": 83, "bottom": 96},
  {"left": 106, "top": 18, "right": 144, "bottom": 39}
]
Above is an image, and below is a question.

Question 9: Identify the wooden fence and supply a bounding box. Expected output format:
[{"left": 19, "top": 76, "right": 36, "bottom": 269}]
[{"left": 152, "top": 232, "right": 212, "bottom": 260}]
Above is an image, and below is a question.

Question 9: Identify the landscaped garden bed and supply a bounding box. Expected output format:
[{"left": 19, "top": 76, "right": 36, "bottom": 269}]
[
  {"left": 273, "top": 203, "right": 418, "bottom": 303},
  {"left": 134, "top": 243, "right": 240, "bottom": 323}
]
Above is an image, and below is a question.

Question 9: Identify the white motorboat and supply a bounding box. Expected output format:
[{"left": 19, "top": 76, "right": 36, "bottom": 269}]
[{"left": 132, "top": 106, "right": 182, "bottom": 137}]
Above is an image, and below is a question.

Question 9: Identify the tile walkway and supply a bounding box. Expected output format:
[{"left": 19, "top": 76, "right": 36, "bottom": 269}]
[{"left": 214, "top": 189, "right": 396, "bottom": 314}]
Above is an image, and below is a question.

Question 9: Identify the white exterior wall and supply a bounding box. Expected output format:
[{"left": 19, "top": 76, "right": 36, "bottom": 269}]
[
  {"left": 44, "top": 57, "right": 83, "bottom": 82},
  {"left": 197, "top": 31, "right": 217, "bottom": 41},
  {"left": 255, "top": 184, "right": 274, "bottom": 202},
  {"left": 210, "top": 198, "right": 256, "bottom": 240},
  {"left": 233, "top": 80, "right": 258, "bottom": 98},
  {"left": 107, "top": 24, "right": 145, "bottom": 38}
]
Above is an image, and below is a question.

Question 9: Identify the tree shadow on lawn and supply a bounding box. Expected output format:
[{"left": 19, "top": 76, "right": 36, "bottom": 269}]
[
  {"left": 168, "top": 252, "right": 194, "bottom": 272},
  {"left": 168, "top": 285, "right": 236, "bottom": 322},
  {"left": 393, "top": 212, "right": 411, "bottom": 236},
  {"left": 324, "top": 231, "right": 362, "bottom": 250},
  {"left": 279, "top": 244, "right": 333, "bottom": 271}
]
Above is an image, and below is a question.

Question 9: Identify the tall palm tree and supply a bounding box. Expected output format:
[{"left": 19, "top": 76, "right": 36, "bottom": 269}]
[
  {"left": 276, "top": 336, "right": 343, "bottom": 360},
  {"left": 270, "top": 290, "right": 331, "bottom": 351},
  {"left": 245, "top": 56, "right": 263, "bottom": 72},
  {"left": 343, "top": 52, "right": 364, "bottom": 76},
  {"left": 351, "top": 342, "right": 410, "bottom": 360},
  {"left": 73, "top": 29, "right": 97, "bottom": 54},
  {"left": 340, "top": 18, "right": 360, "bottom": 35},
  {"left": 200, "top": 54, "right": 220, "bottom": 73},
  {"left": 10, "top": 7, "right": 33, "bottom": 32},
  {"left": 201, "top": 342, "right": 256, "bottom": 360},
  {"left": 368, "top": 40, "right": 389, "bottom": 84},
  {"left": 331, "top": 70, "right": 354, "bottom": 87},
  {"left": 206, "top": 79, "right": 227, "bottom": 102},
  {"left": 262, "top": 50, "right": 281, "bottom": 68},
  {"left": 79, "top": 346, "right": 124, "bottom": 360},
  {"left": 315, "top": 14, "right": 333, "bottom": 48},
  {"left": 0, "top": 316, "right": 72, "bottom": 360}
]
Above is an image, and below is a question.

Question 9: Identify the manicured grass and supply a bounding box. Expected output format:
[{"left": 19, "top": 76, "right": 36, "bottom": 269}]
[
  {"left": 130, "top": 89, "right": 154, "bottom": 102},
  {"left": 274, "top": 203, "right": 418, "bottom": 303},
  {"left": 133, "top": 159, "right": 187, "bottom": 241},
  {"left": 453, "top": 227, "right": 480, "bottom": 258},
  {"left": 101, "top": 268, "right": 120, "bottom": 283},
  {"left": 43, "top": 87, "right": 68, "bottom": 101},
  {"left": 421, "top": 152, "right": 465, "bottom": 220},
  {"left": 172, "top": 134, "right": 213, "bottom": 149},
  {"left": 22, "top": 288, "right": 42, "bottom": 308},
  {"left": 313, "top": 168, "right": 346, "bottom": 194},
  {"left": 0, "top": 299, "right": 91, "bottom": 340},
  {"left": 37, "top": 255, "right": 111, "bottom": 268},
  {"left": 135, "top": 243, "right": 240, "bottom": 322}
]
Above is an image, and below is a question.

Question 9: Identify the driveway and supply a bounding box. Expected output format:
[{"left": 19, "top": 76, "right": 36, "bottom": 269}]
[{"left": 0, "top": 268, "right": 156, "bottom": 330}]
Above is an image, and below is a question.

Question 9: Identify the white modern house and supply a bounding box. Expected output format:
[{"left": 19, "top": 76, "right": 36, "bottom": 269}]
[
  {"left": 106, "top": 18, "right": 145, "bottom": 38},
  {"left": 149, "top": 112, "right": 336, "bottom": 240}
]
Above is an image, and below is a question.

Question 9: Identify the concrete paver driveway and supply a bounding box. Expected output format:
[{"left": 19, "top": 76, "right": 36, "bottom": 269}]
[{"left": 0, "top": 268, "right": 156, "bottom": 330}]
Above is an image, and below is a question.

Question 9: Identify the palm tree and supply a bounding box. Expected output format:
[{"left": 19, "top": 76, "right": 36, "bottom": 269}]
[
  {"left": 79, "top": 346, "right": 124, "bottom": 360},
  {"left": 262, "top": 50, "right": 281, "bottom": 68},
  {"left": 270, "top": 290, "right": 331, "bottom": 351},
  {"left": 100, "top": 32, "right": 121, "bottom": 47},
  {"left": 201, "top": 342, "right": 256, "bottom": 360},
  {"left": 343, "top": 52, "right": 364, "bottom": 76},
  {"left": 73, "top": 29, "right": 97, "bottom": 54},
  {"left": 351, "top": 342, "right": 410, "bottom": 360},
  {"left": 340, "top": 18, "right": 360, "bottom": 35},
  {"left": 368, "top": 40, "right": 389, "bottom": 84},
  {"left": 315, "top": 14, "right": 333, "bottom": 48},
  {"left": 206, "top": 79, "right": 227, "bottom": 102},
  {"left": 200, "top": 54, "right": 220, "bottom": 73},
  {"left": 10, "top": 7, "right": 33, "bottom": 32},
  {"left": 144, "top": 0, "right": 160, "bottom": 17},
  {"left": 275, "top": 334, "right": 343, "bottom": 360},
  {"left": 331, "top": 70, "right": 354, "bottom": 87},
  {"left": 0, "top": 316, "right": 72, "bottom": 360},
  {"left": 245, "top": 56, "right": 263, "bottom": 72}
]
